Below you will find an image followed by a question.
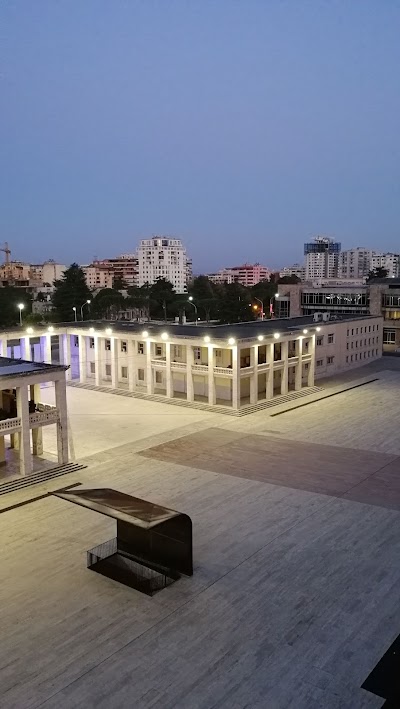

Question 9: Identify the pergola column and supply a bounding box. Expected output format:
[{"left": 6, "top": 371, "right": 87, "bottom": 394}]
[
  {"left": 280, "top": 341, "right": 289, "bottom": 395},
  {"left": 146, "top": 340, "right": 154, "bottom": 394},
  {"left": 165, "top": 342, "right": 172, "bottom": 398},
  {"left": 186, "top": 344, "right": 194, "bottom": 402},
  {"left": 55, "top": 378, "right": 68, "bottom": 464},
  {"left": 207, "top": 344, "right": 216, "bottom": 405},
  {"left": 0, "top": 339, "right": 6, "bottom": 357},
  {"left": 127, "top": 339, "right": 136, "bottom": 392},
  {"left": 94, "top": 336, "right": 102, "bottom": 386},
  {"left": 250, "top": 344, "right": 258, "bottom": 405},
  {"left": 308, "top": 336, "right": 316, "bottom": 387},
  {"left": 110, "top": 337, "right": 118, "bottom": 389},
  {"left": 60, "top": 334, "right": 71, "bottom": 381},
  {"left": 232, "top": 346, "right": 240, "bottom": 409},
  {"left": 31, "top": 383, "right": 43, "bottom": 455},
  {"left": 78, "top": 334, "right": 87, "bottom": 383},
  {"left": 295, "top": 337, "right": 303, "bottom": 390},
  {"left": 43, "top": 334, "right": 52, "bottom": 363},
  {"left": 16, "top": 383, "right": 31, "bottom": 475},
  {"left": 20, "top": 335, "right": 31, "bottom": 361}
]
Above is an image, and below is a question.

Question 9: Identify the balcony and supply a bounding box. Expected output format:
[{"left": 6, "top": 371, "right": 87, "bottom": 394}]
[
  {"left": 151, "top": 359, "right": 166, "bottom": 368},
  {"left": 192, "top": 364, "right": 208, "bottom": 372},
  {"left": 29, "top": 405, "right": 59, "bottom": 428},
  {"left": 0, "top": 417, "right": 21, "bottom": 433},
  {"left": 213, "top": 366, "right": 233, "bottom": 376}
]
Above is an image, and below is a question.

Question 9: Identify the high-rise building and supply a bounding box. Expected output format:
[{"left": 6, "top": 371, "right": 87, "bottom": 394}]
[
  {"left": 371, "top": 252, "right": 400, "bottom": 278},
  {"left": 304, "top": 236, "right": 341, "bottom": 280},
  {"left": 338, "top": 248, "right": 372, "bottom": 280},
  {"left": 138, "top": 237, "right": 190, "bottom": 293}
]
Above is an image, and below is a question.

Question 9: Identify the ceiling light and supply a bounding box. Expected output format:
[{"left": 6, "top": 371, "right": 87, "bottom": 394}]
[
  {"left": 228, "top": 337, "right": 235, "bottom": 345},
  {"left": 161, "top": 332, "right": 168, "bottom": 340},
  {"left": 105, "top": 328, "right": 112, "bottom": 336},
  {"left": 273, "top": 332, "right": 280, "bottom": 339},
  {"left": 204, "top": 336, "right": 211, "bottom": 343},
  {"left": 142, "top": 330, "right": 149, "bottom": 338},
  {"left": 257, "top": 335, "right": 264, "bottom": 341},
  {"left": 303, "top": 329, "right": 308, "bottom": 334}
]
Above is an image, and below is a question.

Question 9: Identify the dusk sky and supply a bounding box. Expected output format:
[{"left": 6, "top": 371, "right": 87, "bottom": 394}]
[{"left": 1, "top": 2, "right": 400, "bottom": 273}]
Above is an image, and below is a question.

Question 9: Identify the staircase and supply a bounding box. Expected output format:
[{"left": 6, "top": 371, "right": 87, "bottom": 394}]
[
  {"left": 0, "top": 462, "right": 86, "bottom": 496},
  {"left": 67, "top": 381, "right": 323, "bottom": 417}
]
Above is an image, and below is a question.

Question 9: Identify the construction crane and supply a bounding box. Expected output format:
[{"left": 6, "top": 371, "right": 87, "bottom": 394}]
[{"left": 0, "top": 242, "right": 11, "bottom": 278}]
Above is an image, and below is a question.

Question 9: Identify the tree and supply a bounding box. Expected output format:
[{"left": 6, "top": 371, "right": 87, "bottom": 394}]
[
  {"left": 91, "top": 289, "right": 125, "bottom": 319},
  {"left": 367, "top": 267, "right": 389, "bottom": 281},
  {"left": 147, "top": 278, "right": 177, "bottom": 320},
  {"left": 0, "top": 287, "right": 32, "bottom": 328},
  {"left": 277, "top": 275, "right": 301, "bottom": 284},
  {"left": 52, "top": 264, "right": 91, "bottom": 321}
]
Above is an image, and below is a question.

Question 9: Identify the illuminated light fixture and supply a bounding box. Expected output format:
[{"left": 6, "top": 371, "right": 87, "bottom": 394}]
[
  {"left": 89, "top": 327, "right": 95, "bottom": 334},
  {"left": 204, "top": 335, "right": 211, "bottom": 343},
  {"left": 105, "top": 327, "right": 112, "bottom": 336},
  {"left": 303, "top": 329, "right": 308, "bottom": 334},
  {"left": 316, "top": 326, "right": 321, "bottom": 332},
  {"left": 161, "top": 332, "right": 169, "bottom": 340},
  {"left": 257, "top": 335, "right": 264, "bottom": 341},
  {"left": 142, "top": 330, "right": 149, "bottom": 338},
  {"left": 228, "top": 337, "right": 235, "bottom": 345},
  {"left": 47, "top": 326, "right": 54, "bottom": 333},
  {"left": 26, "top": 327, "right": 33, "bottom": 334},
  {"left": 273, "top": 332, "right": 280, "bottom": 339}
]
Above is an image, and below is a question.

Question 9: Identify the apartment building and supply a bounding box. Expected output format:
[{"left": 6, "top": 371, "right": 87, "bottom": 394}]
[
  {"left": 138, "top": 237, "right": 190, "bottom": 293},
  {"left": 304, "top": 236, "right": 341, "bottom": 280},
  {"left": 207, "top": 263, "right": 271, "bottom": 287},
  {"left": 279, "top": 264, "right": 306, "bottom": 280},
  {"left": 82, "top": 265, "right": 114, "bottom": 290},
  {"left": 89, "top": 255, "right": 139, "bottom": 289},
  {"left": 371, "top": 252, "right": 400, "bottom": 278},
  {"left": 338, "top": 248, "right": 372, "bottom": 280},
  {"left": 1, "top": 314, "right": 382, "bottom": 413}
]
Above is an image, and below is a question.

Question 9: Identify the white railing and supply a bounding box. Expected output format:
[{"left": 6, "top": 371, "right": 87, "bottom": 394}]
[
  {"left": 171, "top": 361, "right": 187, "bottom": 370},
  {"left": 0, "top": 417, "right": 21, "bottom": 432},
  {"left": 192, "top": 364, "right": 208, "bottom": 372},
  {"left": 214, "top": 367, "right": 233, "bottom": 376},
  {"left": 29, "top": 407, "right": 59, "bottom": 427},
  {"left": 151, "top": 359, "right": 166, "bottom": 367}
]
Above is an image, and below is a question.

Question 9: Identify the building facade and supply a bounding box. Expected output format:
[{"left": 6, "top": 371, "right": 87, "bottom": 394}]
[
  {"left": 279, "top": 264, "right": 306, "bottom": 280},
  {"left": 138, "top": 237, "right": 190, "bottom": 293},
  {"left": 371, "top": 252, "right": 400, "bottom": 279},
  {"left": 207, "top": 263, "right": 271, "bottom": 287},
  {"left": 338, "top": 248, "right": 372, "bottom": 280},
  {"left": 304, "top": 236, "right": 341, "bottom": 280},
  {"left": 82, "top": 265, "right": 114, "bottom": 290},
  {"left": 0, "top": 316, "right": 382, "bottom": 415}
]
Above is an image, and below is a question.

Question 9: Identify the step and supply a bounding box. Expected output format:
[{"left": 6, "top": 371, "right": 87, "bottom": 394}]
[
  {"left": 67, "top": 381, "right": 323, "bottom": 417},
  {"left": 0, "top": 462, "right": 86, "bottom": 496}
]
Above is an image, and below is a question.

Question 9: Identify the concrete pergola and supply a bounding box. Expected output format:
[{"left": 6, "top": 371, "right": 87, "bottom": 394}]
[{"left": 0, "top": 357, "right": 69, "bottom": 475}]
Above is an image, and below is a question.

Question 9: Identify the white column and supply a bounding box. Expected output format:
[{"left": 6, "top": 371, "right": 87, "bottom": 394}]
[
  {"left": 94, "top": 336, "right": 102, "bottom": 386},
  {"left": 31, "top": 384, "right": 43, "bottom": 456},
  {"left": 78, "top": 334, "right": 87, "bottom": 383},
  {"left": 146, "top": 340, "right": 154, "bottom": 394},
  {"left": 250, "top": 344, "right": 258, "bottom": 405},
  {"left": 20, "top": 336, "right": 31, "bottom": 361},
  {"left": 165, "top": 342, "right": 172, "bottom": 398},
  {"left": 16, "top": 383, "right": 31, "bottom": 475},
  {"left": 111, "top": 337, "right": 118, "bottom": 389},
  {"left": 127, "top": 339, "right": 136, "bottom": 392},
  {"left": 44, "top": 334, "right": 52, "bottom": 363},
  {"left": 207, "top": 344, "right": 216, "bottom": 405},
  {"left": 60, "top": 334, "right": 71, "bottom": 381},
  {"left": 295, "top": 337, "right": 303, "bottom": 390},
  {"left": 232, "top": 346, "right": 240, "bottom": 409},
  {"left": 0, "top": 436, "right": 5, "bottom": 466},
  {"left": 308, "top": 336, "right": 316, "bottom": 387},
  {"left": 186, "top": 344, "right": 194, "bottom": 402},
  {"left": 280, "top": 340, "right": 289, "bottom": 395},
  {"left": 55, "top": 378, "right": 69, "bottom": 464},
  {"left": 0, "top": 339, "right": 5, "bottom": 357}
]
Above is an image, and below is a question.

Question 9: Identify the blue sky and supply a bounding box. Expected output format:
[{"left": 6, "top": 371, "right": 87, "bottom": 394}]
[{"left": 1, "top": 1, "right": 399, "bottom": 272}]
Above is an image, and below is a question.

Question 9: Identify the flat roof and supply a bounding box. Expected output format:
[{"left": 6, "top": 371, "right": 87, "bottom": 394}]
[{"left": 0, "top": 356, "right": 67, "bottom": 379}]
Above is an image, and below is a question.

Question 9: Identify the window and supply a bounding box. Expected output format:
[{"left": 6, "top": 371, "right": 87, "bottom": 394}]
[
  {"left": 121, "top": 341, "right": 127, "bottom": 353},
  {"left": 121, "top": 366, "right": 128, "bottom": 378},
  {"left": 105, "top": 364, "right": 111, "bottom": 376},
  {"left": 156, "top": 344, "right": 163, "bottom": 356},
  {"left": 316, "top": 336, "right": 323, "bottom": 346},
  {"left": 356, "top": 328, "right": 359, "bottom": 335},
  {"left": 90, "top": 362, "right": 95, "bottom": 374},
  {"left": 368, "top": 325, "right": 371, "bottom": 332},
  {"left": 327, "top": 333, "right": 334, "bottom": 344},
  {"left": 347, "top": 329, "right": 349, "bottom": 336},
  {"left": 351, "top": 355, "right": 353, "bottom": 362},
  {"left": 355, "top": 341, "right": 358, "bottom": 348},
  {"left": 105, "top": 339, "right": 111, "bottom": 351},
  {"left": 89, "top": 337, "right": 95, "bottom": 349},
  {"left": 304, "top": 363, "right": 309, "bottom": 370},
  {"left": 193, "top": 347, "right": 201, "bottom": 361},
  {"left": 173, "top": 345, "right": 182, "bottom": 358},
  {"left": 376, "top": 349, "right": 378, "bottom": 355},
  {"left": 138, "top": 368, "right": 145, "bottom": 381},
  {"left": 383, "top": 330, "right": 395, "bottom": 344},
  {"left": 327, "top": 356, "right": 334, "bottom": 364},
  {"left": 351, "top": 328, "right": 354, "bottom": 335},
  {"left": 74, "top": 336, "right": 79, "bottom": 347},
  {"left": 155, "top": 371, "right": 163, "bottom": 384},
  {"left": 316, "top": 359, "right": 324, "bottom": 367},
  {"left": 346, "top": 343, "right": 349, "bottom": 350},
  {"left": 138, "top": 342, "right": 144, "bottom": 354},
  {"left": 351, "top": 342, "right": 354, "bottom": 349}
]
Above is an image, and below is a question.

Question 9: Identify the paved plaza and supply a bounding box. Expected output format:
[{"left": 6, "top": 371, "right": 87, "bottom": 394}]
[{"left": 1, "top": 364, "right": 400, "bottom": 707}]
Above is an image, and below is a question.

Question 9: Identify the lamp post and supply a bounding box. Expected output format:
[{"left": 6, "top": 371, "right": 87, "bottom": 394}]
[
  {"left": 269, "top": 293, "right": 279, "bottom": 319},
  {"left": 17, "top": 303, "right": 24, "bottom": 326},
  {"left": 253, "top": 297, "right": 264, "bottom": 321},
  {"left": 187, "top": 296, "right": 198, "bottom": 325},
  {"left": 72, "top": 306, "right": 77, "bottom": 322},
  {"left": 80, "top": 299, "right": 91, "bottom": 321}
]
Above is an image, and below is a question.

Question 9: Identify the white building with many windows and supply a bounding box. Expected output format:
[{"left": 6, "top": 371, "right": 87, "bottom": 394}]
[
  {"left": 338, "top": 248, "right": 372, "bottom": 280},
  {"left": 137, "top": 237, "right": 191, "bottom": 293}
]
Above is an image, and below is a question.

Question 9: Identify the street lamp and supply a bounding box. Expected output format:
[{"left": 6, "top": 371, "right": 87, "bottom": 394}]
[
  {"left": 72, "top": 306, "right": 77, "bottom": 322},
  {"left": 17, "top": 303, "right": 24, "bottom": 325},
  {"left": 80, "top": 299, "right": 91, "bottom": 321},
  {"left": 187, "top": 296, "right": 198, "bottom": 325},
  {"left": 269, "top": 293, "right": 279, "bottom": 319},
  {"left": 253, "top": 297, "right": 264, "bottom": 320}
]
